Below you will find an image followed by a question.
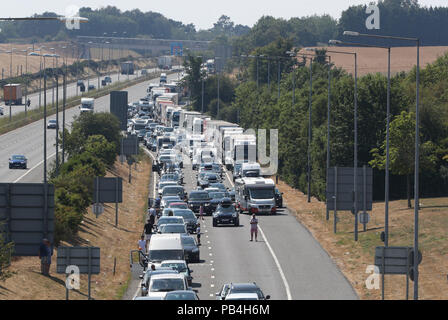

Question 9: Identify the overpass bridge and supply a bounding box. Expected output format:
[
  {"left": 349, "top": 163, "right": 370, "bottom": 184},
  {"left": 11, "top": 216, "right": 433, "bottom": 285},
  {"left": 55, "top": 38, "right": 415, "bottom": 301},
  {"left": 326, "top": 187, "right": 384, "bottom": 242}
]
[{"left": 76, "top": 36, "right": 211, "bottom": 58}]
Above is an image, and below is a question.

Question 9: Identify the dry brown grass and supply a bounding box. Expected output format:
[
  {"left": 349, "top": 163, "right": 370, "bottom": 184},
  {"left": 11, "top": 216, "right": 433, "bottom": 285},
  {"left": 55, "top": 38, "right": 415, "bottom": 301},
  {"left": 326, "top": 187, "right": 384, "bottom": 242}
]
[
  {"left": 0, "top": 156, "right": 151, "bottom": 300},
  {"left": 298, "top": 46, "right": 448, "bottom": 76},
  {"left": 276, "top": 178, "right": 448, "bottom": 300}
]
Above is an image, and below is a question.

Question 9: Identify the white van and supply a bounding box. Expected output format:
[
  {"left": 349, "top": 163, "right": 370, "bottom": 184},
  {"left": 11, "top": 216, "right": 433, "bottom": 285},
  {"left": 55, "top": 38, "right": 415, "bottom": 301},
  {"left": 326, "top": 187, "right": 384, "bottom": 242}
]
[
  {"left": 241, "top": 163, "right": 261, "bottom": 178},
  {"left": 147, "top": 234, "right": 185, "bottom": 268},
  {"left": 235, "top": 177, "right": 276, "bottom": 215}
]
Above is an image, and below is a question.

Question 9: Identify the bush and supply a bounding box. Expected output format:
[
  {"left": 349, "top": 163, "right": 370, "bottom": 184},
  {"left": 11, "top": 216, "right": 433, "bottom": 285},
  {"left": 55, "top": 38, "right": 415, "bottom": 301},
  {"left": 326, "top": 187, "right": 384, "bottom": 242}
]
[
  {"left": 84, "top": 135, "right": 117, "bottom": 167},
  {"left": 54, "top": 204, "right": 84, "bottom": 244}
]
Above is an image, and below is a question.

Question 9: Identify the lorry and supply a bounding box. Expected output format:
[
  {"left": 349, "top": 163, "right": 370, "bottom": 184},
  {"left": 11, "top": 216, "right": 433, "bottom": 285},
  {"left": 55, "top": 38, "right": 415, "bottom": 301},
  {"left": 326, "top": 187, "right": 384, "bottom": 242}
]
[
  {"left": 3, "top": 84, "right": 23, "bottom": 105},
  {"left": 158, "top": 56, "right": 172, "bottom": 70},
  {"left": 121, "top": 61, "right": 135, "bottom": 75},
  {"left": 79, "top": 98, "right": 94, "bottom": 113}
]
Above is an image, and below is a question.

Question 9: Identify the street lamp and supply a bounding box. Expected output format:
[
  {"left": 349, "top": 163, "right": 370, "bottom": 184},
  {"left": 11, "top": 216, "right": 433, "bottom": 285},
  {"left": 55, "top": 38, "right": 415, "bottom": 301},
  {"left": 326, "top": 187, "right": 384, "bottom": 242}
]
[
  {"left": 328, "top": 42, "right": 359, "bottom": 241},
  {"left": 343, "top": 30, "right": 421, "bottom": 300}
]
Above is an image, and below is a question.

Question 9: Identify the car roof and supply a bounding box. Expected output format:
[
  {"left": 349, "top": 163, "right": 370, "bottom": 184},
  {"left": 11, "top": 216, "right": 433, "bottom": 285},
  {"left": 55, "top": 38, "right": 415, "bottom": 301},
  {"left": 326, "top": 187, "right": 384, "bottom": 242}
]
[
  {"left": 231, "top": 283, "right": 260, "bottom": 290},
  {"left": 160, "top": 260, "right": 187, "bottom": 265},
  {"left": 151, "top": 273, "right": 186, "bottom": 280},
  {"left": 225, "top": 293, "right": 259, "bottom": 300}
]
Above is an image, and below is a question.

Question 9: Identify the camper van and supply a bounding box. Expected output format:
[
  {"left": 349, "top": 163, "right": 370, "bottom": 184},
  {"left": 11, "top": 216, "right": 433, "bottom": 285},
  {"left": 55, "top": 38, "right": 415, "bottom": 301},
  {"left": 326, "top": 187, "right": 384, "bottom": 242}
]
[{"left": 235, "top": 177, "right": 276, "bottom": 215}]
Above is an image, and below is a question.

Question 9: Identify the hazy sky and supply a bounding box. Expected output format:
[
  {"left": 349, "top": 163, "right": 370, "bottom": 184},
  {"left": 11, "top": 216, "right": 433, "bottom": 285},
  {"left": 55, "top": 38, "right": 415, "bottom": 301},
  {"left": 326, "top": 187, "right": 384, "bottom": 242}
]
[{"left": 2, "top": 0, "right": 448, "bottom": 30}]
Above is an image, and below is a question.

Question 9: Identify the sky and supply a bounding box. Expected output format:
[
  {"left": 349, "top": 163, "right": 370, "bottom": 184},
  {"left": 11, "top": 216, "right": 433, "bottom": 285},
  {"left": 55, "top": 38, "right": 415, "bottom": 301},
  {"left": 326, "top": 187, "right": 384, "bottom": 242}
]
[{"left": 2, "top": 0, "right": 448, "bottom": 30}]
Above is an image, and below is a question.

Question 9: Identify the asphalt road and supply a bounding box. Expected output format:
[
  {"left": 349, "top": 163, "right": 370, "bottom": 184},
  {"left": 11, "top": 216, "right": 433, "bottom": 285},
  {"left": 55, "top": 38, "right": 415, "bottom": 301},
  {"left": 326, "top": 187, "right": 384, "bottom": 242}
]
[
  {"left": 0, "top": 72, "right": 179, "bottom": 184},
  {"left": 0, "top": 67, "right": 183, "bottom": 118},
  {"left": 125, "top": 148, "right": 358, "bottom": 300}
]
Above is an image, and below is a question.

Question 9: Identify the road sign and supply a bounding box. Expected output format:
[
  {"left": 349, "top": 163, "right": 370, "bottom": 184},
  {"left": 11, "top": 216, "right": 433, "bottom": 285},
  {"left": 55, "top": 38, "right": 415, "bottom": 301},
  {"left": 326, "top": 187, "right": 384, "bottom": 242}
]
[
  {"left": 121, "top": 136, "right": 139, "bottom": 156},
  {"left": 57, "top": 246, "right": 100, "bottom": 300},
  {"left": 326, "top": 167, "right": 373, "bottom": 211},
  {"left": 374, "top": 246, "right": 421, "bottom": 275},
  {"left": 110, "top": 91, "right": 128, "bottom": 131},
  {"left": 0, "top": 183, "right": 54, "bottom": 256},
  {"left": 92, "top": 203, "right": 104, "bottom": 218},
  {"left": 359, "top": 212, "right": 370, "bottom": 224},
  {"left": 93, "top": 177, "right": 122, "bottom": 203},
  {"left": 170, "top": 42, "right": 183, "bottom": 56}
]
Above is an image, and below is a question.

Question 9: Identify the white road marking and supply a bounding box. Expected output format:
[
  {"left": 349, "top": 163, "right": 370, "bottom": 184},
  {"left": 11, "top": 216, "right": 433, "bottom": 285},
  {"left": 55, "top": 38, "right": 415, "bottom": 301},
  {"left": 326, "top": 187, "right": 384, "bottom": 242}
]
[
  {"left": 13, "top": 152, "right": 56, "bottom": 183},
  {"left": 224, "top": 167, "right": 293, "bottom": 300},
  {"left": 210, "top": 284, "right": 215, "bottom": 288}
]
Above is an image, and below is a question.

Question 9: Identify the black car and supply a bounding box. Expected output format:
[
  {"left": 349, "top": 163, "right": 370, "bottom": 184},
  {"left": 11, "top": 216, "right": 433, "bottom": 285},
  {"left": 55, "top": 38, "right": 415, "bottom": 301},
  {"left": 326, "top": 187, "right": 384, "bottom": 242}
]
[
  {"left": 88, "top": 84, "right": 95, "bottom": 91},
  {"left": 181, "top": 235, "right": 200, "bottom": 263},
  {"left": 187, "top": 191, "right": 211, "bottom": 214},
  {"left": 275, "top": 188, "right": 283, "bottom": 208},
  {"left": 9, "top": 155, "right": 27, "bottom": 169},
  {"left": 197, "top": 172, "right": 210, "bottom": 189},
  {"left": 172, "top": 209, "right": 197, "bottom": 233},
  {"left": 213, "top": 198, "right": 239, "bottom": 227}
]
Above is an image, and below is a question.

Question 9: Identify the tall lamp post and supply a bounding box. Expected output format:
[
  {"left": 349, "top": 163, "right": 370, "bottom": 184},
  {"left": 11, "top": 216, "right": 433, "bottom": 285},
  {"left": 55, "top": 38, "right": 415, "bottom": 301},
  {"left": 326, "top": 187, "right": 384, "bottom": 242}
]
[
  {"left": 343, "top": 30, "right": 421, "bottom": 300},
  {"left": 328, "top": 41, "right": 359, "bottom": 240}
]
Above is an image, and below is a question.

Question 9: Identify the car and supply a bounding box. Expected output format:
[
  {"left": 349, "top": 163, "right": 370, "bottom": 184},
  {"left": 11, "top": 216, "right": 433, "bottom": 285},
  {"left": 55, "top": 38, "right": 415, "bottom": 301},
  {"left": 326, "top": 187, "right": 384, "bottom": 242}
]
[
  {"left": 187, "top": 191, "right": 211, "bottom": 214},
  {"left": 181, "top": 235, "right": 200, "bottom": 263},
  {"left": 164, "top": 290, "right": 199, "bottom": 300},
  {"left": 158, "top": 182, "right": 178, "bottom": 196},
  {"left": 104, "top": 76, "right": 112, "bottom": 83},
  {"left": 160, "top": 196, "right": 182, "bottom": 209},
  {"left": 133, "top": 296, "right": 164, "bottom": 300},
  {"left": 208, "top": 191, "right": 228, "bottom": 213},
  {"left": 140, "top": 268, "right": 179, "bottom": 296},
  {"left": 209, "top": 183, "right": 227, "bottom": 193},
  {"left": 213, "top": 198, "right": 239, "bottom": 227},
  {"left": 216, "top": 283, "right": 270, "bottom": 300},
  {"left": 161, "top": 185, "right": 186, "bottom": 200},
  {"left": 168, "top": 202, "right": 188, "bottom": 210},
  {"left": 172, "top": 209, "right": 197, "bottom": 233},
  {"left": 225, "top": 293, "right": 259, "bottom": 300},
  {"left": 47, "top": 119, "right": 57, "bottom": 129},
  {"left": 204, "top": 172, "right": 221, "bottom": 184},
  {"left": 9, "top": 155, "right": 27, "bottom": 169},
  {"left": 158, "top": 223, "right": 188, "bottom": 235},
  {"left": 155, "top": 216, "right": 185, "bottom": 232},
  {"left": 88, "top": 84, "right": 95, "bottom": 91},
  {"left": 197, "top": 172, "right": 210, "bottom": 189},
  {"left": 160, "top": 260, "right": 192, "bottom": 285},
  {"left": 146, "top": 273, "right": 191, "bottom": 299},
  {"left": 275, "top": 188, "right": 283, "bottom": 208}
]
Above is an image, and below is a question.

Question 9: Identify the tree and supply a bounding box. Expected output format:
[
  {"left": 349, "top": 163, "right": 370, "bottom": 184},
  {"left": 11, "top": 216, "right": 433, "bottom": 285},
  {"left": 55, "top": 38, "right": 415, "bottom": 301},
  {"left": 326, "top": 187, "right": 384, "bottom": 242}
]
[
  {"left": 182, "top": 55, "right": 205, "bottom": 112},
  {"left": 0, "top": 224, "right": 14, "bottom": 282},
  {"left": 370, "top": 111, "right": 437, "bottom": 208}
]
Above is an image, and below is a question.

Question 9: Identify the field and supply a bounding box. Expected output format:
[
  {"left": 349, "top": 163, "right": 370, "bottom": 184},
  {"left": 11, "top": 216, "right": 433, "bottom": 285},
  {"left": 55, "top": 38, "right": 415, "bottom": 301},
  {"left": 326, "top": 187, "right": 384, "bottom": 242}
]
[
  {"left": 299, "top": 46, "right": 448, "bottom": 76},
  {"left": 276, "top": 178, "right": 448, "bottom": 300}
]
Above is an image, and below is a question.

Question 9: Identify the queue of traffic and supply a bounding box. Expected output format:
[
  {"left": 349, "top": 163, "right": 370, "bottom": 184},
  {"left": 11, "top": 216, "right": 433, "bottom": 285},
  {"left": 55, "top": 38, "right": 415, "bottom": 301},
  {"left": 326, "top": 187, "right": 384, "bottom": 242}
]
[{"left": 128, "top": 75, "right": 281, "bottom": 300}]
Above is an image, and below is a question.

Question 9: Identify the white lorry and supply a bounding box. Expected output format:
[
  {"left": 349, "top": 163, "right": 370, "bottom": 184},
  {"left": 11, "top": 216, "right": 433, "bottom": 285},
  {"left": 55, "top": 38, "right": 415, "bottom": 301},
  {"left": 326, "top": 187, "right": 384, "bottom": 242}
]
[{"left": 80, "top": 98, "right": 94, "bottom": 113}]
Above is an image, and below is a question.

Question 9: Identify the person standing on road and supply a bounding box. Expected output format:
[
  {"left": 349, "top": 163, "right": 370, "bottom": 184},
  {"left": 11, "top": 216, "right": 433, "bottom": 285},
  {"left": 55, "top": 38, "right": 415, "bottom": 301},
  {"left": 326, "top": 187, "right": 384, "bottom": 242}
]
[
  {"left": 138, "top": 235, "right": 147, "bottom": 254},
  {"left": 199, "top": 204, "right": 204, "bottom": 221},
  {"left": 196, "top": 223, "right": 201, "bottom": 245},
  {"left": 144, "top": 221, "right": 153, "bottom": 246},
  {"left": 250, "top": 214, "right": 259, "bottom": 242}
]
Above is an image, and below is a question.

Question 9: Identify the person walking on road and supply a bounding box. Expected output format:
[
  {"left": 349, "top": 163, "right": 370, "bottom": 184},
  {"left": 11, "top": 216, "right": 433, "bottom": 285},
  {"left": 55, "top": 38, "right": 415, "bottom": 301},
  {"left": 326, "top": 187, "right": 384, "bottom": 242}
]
[
  {"left": 250, "top": 214, "right": 259, "bottom": 242},
  {"left": 196, "top": 223, "right": 201, "bottom": 245},
  {"left": 199, "top": 204, "right": 204, "bottom": 221},
  {"left": 144, "top": 221, "right": 153, "bottom": 246}
]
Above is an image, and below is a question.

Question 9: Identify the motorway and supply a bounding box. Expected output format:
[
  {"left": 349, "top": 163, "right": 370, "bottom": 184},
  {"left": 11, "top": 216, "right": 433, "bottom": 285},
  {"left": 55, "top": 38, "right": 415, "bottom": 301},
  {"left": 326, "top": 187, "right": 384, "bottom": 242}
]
[
  {"left": 124, "top": 149, "right": 358, "bottom": 300},
  {"left": 0, "top": 72, "right": 180, "bottom": 184},
  {"left": 0, "top": 66, "right": 183, "bottom": 118},
  {"left": 0, "top": 69, "right": 358, "bottom": 300}
]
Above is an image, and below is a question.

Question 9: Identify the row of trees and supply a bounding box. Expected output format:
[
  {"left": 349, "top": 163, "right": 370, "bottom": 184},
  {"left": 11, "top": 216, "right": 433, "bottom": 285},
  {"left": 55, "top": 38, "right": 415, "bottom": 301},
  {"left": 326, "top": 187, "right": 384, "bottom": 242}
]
[
  {"left": 184, "top": 40, "right": 448, "bottom": 206},
  {"left": 50, "top": 112, "right": 122, "bottom": 243}
]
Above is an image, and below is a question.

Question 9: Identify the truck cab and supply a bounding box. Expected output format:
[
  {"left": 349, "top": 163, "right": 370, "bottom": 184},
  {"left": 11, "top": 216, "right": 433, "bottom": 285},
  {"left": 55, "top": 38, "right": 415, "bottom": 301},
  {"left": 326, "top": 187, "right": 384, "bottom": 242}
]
[{"left": 235, "top": 177, "right": 276, "bottom": 215}]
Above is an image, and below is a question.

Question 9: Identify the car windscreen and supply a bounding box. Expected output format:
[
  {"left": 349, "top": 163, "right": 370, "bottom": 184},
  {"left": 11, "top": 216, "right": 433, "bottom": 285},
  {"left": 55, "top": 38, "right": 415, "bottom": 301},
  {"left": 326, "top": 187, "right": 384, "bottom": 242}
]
[
  {"left": 12, "top": 155, "right": 26, "bottom": 160},
  {"left": 157, "top": 218, "right": 183, "bottom": 226},
  {"left": 181, "top": 237, "right": 196, "bottom": 246},
  {"left": 218, "top": 205, "right": 235, "bottom": 213},
  {"left": 249, "top": 188, "right": 275, "bottom": 200},
  {"left": 165, "top": 292, "right": 196, "bottom": 300},
  {"left": 160, "top": 225, "right": 186, "bottom": 233},
  {"left": 160, "top": 263, "right": 187, "bottom": 273},
  {"left": 134, "top": 123, "right": 146, "bottom": 130},
  {"left": 162, "top": 187, "right": 184, "bottom": 196},
  {"left": 149, "top": 250, "right": 185, "bottom": 262},
  {"left": 150, "top": 278, "right": 185, "bottom": 292},
  {"left": 174, "top": 210, "right": 195, "bottom": 220},
  {"left": 189, "top": 192, "right": 209, "bottom": 200},
  {"left": 209, "top": 192, "right": 226, "bottom": 199},
  {"left": 230, "top": 287, "right": 263, "bottom": 299}
]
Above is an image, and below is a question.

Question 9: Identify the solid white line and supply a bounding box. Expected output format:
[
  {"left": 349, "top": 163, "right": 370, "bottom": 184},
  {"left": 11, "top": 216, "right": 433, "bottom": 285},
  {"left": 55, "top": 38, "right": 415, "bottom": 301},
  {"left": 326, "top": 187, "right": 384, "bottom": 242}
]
[
  {"left": 13, "top": 152, "right": 56, "bottom": 183},
  {"left": 224, "top": 168, "right": 292, "bottom": 300}
]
